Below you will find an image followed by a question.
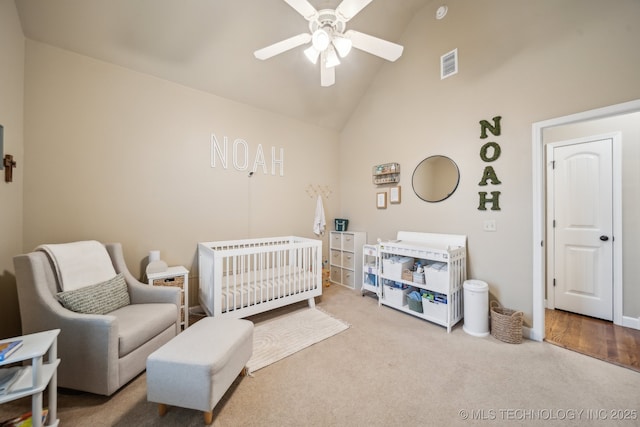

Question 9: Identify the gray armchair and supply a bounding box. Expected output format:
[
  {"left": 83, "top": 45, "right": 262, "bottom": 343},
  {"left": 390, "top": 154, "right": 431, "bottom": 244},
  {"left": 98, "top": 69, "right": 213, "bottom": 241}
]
[{"left": 13, "top": 242, "right": 180, "bottom": 396}]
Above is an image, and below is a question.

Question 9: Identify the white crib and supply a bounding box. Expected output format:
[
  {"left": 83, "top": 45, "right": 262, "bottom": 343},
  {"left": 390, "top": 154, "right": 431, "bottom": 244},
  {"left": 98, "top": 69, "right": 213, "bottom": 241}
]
[{"left": 198, "top": 236, "right": 322, "bottom": 318}]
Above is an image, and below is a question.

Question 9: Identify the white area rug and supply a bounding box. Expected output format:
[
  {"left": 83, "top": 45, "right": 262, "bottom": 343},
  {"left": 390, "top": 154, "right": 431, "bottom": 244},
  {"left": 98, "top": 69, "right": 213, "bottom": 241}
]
[{"left": 246, "top": 307, "right": 349, "bottom": 374}]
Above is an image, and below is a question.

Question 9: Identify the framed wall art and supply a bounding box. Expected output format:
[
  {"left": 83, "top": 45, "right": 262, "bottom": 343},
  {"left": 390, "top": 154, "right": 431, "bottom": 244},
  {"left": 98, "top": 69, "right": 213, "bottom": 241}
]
[
  {"left": 376, "top": 192, "right": 387, "bottom": 209},
  {"left": 390, "top": 186, "right": 401, "bottom": 204}
]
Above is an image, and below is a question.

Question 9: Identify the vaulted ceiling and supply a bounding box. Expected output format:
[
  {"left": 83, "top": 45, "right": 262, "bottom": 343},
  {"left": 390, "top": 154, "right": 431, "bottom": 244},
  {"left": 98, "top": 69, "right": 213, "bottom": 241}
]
[{"left": 15, "top": 0, "right": 432, "bottom": 130}]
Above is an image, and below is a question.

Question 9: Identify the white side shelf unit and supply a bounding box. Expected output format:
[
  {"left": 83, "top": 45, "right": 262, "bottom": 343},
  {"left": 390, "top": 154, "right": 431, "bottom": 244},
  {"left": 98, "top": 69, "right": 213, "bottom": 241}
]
[
  {"left": 148, "top": 266, "right": 189, "bottom": 329},
  {"left": 378, "top": 232, "right": 467, "bottom": 333},
  {"left": 362, "top": 244, "right": 379, "bottom": 297},
  {"left": 0, "top": 329, "right": 61, "bottom": 427},
  {"left": 330, "top": 231, "right": 366, "bottom": 290}
]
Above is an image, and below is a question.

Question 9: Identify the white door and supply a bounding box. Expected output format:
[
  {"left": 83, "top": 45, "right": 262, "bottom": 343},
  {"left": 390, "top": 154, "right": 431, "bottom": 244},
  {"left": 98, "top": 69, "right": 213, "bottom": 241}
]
[{"left": 548, "top": 137, "right": 613, "bottom": 320}]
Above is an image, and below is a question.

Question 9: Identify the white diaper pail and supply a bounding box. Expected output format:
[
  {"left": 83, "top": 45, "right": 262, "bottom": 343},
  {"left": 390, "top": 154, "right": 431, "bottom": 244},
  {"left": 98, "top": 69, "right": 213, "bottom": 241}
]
[{"left": 463, "top": 280, "right": 490, "bottom": 337}]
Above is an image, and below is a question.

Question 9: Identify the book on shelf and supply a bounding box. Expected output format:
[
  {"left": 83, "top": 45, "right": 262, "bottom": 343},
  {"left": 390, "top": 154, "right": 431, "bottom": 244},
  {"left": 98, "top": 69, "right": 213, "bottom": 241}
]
[
  {"left": 0, "top": 340, "right": 22, "bottom": 362},
  {"left": 0, "top": 409, "right": 48, "bottom": 427},
  {"left": 0, "top": 367, "right": 25, "bottom": 395}
]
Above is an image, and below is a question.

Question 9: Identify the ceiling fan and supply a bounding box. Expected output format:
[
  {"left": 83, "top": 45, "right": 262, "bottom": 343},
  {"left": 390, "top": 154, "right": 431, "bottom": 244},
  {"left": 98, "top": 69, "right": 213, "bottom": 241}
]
[{"left": 254, "top": 0, "right": 404, "bottom": 87}]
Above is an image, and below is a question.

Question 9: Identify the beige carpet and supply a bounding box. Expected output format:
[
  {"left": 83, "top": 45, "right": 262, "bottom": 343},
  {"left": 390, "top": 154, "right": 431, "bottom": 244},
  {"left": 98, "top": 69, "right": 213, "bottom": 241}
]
[
  {"left": 1, "top": 284, "right": 639, "bottom": 426},
  {"left": 247, "top": 307, "right": 349, "bottom": 374}
]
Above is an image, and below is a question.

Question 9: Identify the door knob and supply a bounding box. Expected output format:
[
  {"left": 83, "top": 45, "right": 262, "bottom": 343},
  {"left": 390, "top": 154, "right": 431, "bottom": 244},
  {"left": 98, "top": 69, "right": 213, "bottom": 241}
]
[{"left": 600, "top": 235, "right": 609, "bottom": 241}]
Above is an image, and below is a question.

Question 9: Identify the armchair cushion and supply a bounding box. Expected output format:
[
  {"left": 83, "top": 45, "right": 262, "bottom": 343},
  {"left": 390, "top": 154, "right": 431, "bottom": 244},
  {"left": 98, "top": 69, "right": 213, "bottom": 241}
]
[
  {"left": 56, "top": 273, "right": 130, "bottom": 315},
  {"left": 111, "top": 303, "right": 178, "bottom": 357}
]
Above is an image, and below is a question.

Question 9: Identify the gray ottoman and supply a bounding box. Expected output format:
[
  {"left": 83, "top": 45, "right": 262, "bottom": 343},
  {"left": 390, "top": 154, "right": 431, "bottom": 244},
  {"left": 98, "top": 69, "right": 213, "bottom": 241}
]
[{"left": 146, "top": 317, "right": 254, "bottom": 424}]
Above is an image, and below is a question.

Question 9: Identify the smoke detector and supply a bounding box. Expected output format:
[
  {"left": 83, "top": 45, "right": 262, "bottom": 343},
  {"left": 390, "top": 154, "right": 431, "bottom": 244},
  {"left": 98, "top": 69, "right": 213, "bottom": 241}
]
[{"left": 436, "top": 5, "right": 448, "bottom": 20}]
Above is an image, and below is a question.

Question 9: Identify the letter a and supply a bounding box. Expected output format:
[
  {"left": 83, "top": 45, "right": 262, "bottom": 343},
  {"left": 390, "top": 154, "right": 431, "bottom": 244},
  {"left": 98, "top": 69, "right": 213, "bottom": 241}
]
[{"left": 478, "top": 166, "right": 502, "bottom": 186}]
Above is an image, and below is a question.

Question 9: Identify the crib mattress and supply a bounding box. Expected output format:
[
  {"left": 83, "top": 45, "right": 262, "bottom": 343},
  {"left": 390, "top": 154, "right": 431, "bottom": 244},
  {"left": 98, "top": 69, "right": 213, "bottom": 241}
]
[{"left": 220, "top": 270, "right": 316, "bottom": 312}]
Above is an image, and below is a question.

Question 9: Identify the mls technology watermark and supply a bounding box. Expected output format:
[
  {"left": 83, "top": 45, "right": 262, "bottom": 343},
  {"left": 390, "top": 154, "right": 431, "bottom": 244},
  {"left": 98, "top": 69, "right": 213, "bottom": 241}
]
[{"left": 458, "top": 408, "right": 638, "bottom": 422}]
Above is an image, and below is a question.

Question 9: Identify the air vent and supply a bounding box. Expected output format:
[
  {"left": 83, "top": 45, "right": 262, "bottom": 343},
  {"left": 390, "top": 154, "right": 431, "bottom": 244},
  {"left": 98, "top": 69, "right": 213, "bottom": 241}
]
[{"left": 441, "top": 48, "right": 458, "bottom": 79}]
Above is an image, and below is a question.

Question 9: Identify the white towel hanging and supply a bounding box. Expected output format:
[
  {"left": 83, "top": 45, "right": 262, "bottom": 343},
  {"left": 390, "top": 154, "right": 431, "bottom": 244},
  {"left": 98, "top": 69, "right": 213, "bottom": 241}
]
[{"left": 313, "top": 195, "right": 326, "bottom": 236}]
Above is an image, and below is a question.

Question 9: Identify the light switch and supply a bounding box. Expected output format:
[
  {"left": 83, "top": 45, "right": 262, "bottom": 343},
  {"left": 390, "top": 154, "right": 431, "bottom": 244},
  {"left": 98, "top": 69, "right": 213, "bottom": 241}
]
[{"left": 483, "top": 220, "right": 497, "bottom": 232}]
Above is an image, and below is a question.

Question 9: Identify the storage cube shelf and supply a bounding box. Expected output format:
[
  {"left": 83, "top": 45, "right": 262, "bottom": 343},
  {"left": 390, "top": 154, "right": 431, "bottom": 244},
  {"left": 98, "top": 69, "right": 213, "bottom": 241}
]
[
  {"left": 367, "top": 232, "right": 467, "bottom": 333},
  {"left": 330, "top": 231, "right": 366, "bottom": 290}
]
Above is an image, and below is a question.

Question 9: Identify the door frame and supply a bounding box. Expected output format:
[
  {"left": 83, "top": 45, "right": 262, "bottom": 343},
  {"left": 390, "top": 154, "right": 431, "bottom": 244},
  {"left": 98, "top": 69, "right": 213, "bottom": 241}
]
[
  {"left": 545, "top": 133, "right": 621, "bottom": 319},
  {"left": 531, "top": 99, "right": 640, "bottom": 342}
]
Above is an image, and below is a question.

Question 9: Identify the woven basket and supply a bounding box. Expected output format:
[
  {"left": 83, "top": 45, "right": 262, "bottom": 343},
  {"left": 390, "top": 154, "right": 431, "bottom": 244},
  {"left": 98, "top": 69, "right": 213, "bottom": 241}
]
[
  {"left": 401, "top": 269, "right": 413, "bottom": 281},
  {"left": 490, "top": 301, "right": 523, "bottom": 344}
]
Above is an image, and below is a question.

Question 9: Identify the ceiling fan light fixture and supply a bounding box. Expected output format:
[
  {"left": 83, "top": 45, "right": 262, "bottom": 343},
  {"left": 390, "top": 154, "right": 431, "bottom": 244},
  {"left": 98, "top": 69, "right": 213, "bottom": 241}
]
[
  {"left": 255, "top": 1, "right": 403, "bottom": 87},
  {"left": 304, "top": 45, "right": 321, "bottom": 64},
  {"left": 325, "top": 46, "right": 341, "bottom": 68},
  {"left": 311, "top": 28, "right": 331, "bottom": 51},
  {"left": 332, "top": 35, "right": 352, "bottom": 58}
]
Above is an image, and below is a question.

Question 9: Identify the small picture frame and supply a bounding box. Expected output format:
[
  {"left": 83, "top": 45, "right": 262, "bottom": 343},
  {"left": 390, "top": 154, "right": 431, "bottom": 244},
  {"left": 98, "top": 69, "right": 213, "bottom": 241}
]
[
  {"left": 390, "top": 186, "right": 401, "bottom": 204},
  {"left": 376, "top": 192, "right": 387, "bottom": 209}
]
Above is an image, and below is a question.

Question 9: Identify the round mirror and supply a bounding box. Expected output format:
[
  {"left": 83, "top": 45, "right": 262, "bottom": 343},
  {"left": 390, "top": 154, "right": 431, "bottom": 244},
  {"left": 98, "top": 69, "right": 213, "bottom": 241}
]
[{"left": 412, "top": 155, "right": 460, "bottom": 202}]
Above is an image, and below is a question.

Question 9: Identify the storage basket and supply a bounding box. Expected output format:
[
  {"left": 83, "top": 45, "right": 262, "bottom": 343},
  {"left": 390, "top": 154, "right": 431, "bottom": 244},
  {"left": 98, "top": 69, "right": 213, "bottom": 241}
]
[
  {"left": 401, "top": 269, "right": 413, "bottom": 281},
  {"left": 490, "top": 301, "right": 523, "bottom": 344},
  {"left": 334, "top": 218, "right": 349, "bottom": 232},
  {"left": 153, "top": 276, "right": 184, "bottom": 288},
  {"left": 407, "top": 296, "right": 423, "bottom": 313}
]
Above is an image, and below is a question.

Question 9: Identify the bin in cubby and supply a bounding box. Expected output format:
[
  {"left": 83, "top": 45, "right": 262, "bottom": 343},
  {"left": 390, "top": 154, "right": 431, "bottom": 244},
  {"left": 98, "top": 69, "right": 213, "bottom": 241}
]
[
  {"left": 424, "top": 261, "right": 448, "bottom": 293},
  {"left": 407, "top": 296, "right": 423, "bottom": 313},
  {"left": 383, "top": 284, "right": 410, "bottom": 307},
  {"left": 364, "top": 272, "right": 378, "bottom": 287},
  {"left": 382, "top": 256, "right": 414, "bottom": 280},
  {"left": 422, "top": 297, "right": 447, "bottom": 322}
]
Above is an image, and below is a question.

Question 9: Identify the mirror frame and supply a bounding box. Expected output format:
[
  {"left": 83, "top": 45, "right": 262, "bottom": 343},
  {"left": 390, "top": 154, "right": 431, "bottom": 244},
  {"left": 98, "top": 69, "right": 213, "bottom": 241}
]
[{"left": 411, "top": 155, "right": 460, "bottom": 203}]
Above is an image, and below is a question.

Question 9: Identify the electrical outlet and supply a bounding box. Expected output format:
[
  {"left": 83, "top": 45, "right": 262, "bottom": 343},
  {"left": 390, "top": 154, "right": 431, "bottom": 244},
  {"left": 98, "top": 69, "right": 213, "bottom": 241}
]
[{"left": 483, "top": 220, "right": 497, "bottom": 232}]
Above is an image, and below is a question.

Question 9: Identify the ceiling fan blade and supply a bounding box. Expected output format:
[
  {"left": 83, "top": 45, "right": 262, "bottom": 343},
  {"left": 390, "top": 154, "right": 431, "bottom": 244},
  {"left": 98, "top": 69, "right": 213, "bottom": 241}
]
[
  {"left": 320, "top": 51, "right": 335, "bottom": 87},
  {"left": 254, "top": 33, "right": 312, "bottom": 60},
  {"left": 345, "top": 30, "right": 404, "bottom": 62},
  {"left": 284, "top": 0, "right": 318, "bottom": 21},
  {"left": 335, "top": 0, "right": 373, "bottom": 22}
]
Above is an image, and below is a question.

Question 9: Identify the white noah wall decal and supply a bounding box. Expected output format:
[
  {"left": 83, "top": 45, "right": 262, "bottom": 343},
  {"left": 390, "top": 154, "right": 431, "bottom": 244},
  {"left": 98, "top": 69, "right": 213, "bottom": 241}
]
[{"left": 210, "top": 133, "right": 285, "bottom": 176}]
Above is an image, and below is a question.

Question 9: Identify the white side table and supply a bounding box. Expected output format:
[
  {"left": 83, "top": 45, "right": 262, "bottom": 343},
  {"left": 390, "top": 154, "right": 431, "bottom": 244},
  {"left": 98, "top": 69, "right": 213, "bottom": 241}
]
[
  {"left": 148, "top": 266, "right": 189, "bottom": 329},
  {"left": 0, "top": 329, "right": 61, "bottom": 427}
]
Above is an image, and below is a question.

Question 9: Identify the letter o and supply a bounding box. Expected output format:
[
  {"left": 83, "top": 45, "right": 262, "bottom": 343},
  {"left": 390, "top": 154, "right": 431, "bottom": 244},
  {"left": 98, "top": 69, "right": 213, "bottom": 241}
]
[{"left": 480, "top": 142, "right": 501, "bottom": 162}]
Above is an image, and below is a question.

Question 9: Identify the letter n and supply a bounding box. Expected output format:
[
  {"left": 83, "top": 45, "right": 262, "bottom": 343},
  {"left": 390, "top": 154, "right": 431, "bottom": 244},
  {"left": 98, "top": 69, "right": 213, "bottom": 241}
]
[{"left": 479, "top": 116, "right": 502, "bottom": 139}]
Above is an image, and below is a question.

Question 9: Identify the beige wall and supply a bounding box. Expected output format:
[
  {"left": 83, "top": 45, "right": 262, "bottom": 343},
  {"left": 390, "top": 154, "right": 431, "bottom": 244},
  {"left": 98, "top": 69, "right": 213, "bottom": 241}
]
[
  {"left": 544, "top": 113, "right": 640, "bottom": 317},
  {"left": 23, "top": 41, "right": 340, "bottom": 306},
  {"left": 13, "top": 0, "right": 640, "bottom": 331},
  {"left": 0, "top": 0, "right": 25, "bottom": 339},
  {"left": 339, "top": 0, "right": 640, "bottom": 325}
]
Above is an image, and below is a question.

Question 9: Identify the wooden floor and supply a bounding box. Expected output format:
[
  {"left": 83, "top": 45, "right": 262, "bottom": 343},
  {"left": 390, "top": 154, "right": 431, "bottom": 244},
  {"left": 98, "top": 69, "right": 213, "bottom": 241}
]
[{"left": 545, "top": 308, "right": 640, "bottom": 372}]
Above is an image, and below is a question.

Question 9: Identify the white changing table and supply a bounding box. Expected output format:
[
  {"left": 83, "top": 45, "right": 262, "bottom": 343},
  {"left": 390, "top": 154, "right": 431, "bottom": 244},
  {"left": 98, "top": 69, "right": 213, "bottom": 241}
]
[{"left": 377, "top": 232, "right": 467, "bottom": 332}]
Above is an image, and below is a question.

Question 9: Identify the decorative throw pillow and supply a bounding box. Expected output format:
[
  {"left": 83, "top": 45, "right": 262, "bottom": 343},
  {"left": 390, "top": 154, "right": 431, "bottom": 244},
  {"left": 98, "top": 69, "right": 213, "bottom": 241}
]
[{"left": 56, "top": 273, "right": 130, "bottom": 315}]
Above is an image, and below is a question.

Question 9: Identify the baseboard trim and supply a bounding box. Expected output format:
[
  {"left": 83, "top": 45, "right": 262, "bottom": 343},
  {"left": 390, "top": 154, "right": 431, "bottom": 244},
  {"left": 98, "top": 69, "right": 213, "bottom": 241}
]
[{"left": 622, "top": 316, "right": 640, "bottom": 330}]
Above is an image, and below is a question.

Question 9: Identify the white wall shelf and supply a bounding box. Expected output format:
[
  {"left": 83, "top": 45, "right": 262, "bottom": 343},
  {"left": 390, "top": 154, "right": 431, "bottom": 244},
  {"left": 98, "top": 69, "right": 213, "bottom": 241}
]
[{"left": 372, "top": 163, "right": 400, "bottom": 185}]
